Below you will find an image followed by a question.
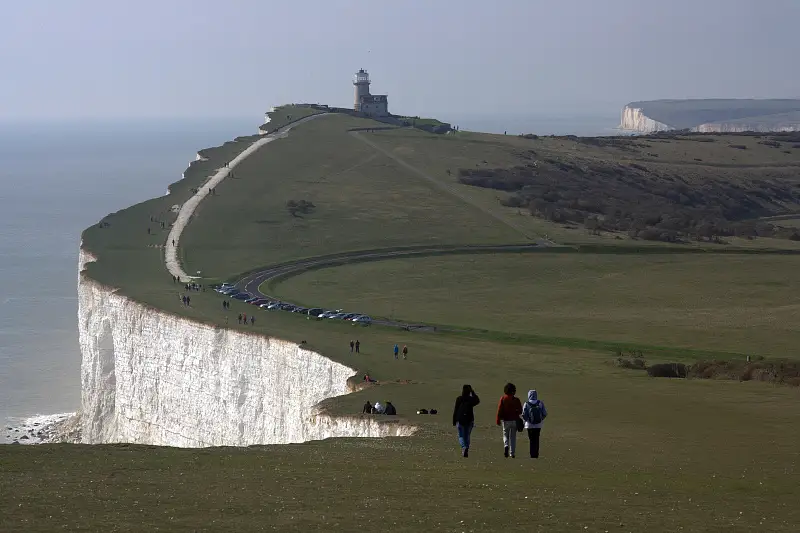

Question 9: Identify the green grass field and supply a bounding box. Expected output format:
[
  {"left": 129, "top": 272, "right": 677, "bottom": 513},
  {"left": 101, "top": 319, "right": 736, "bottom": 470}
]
[
  {"left": 3, "top": 107, "right": 800, "bottom": 532},
  {"left": 272, "top": 252, "right": 800, "bottom": 359}
]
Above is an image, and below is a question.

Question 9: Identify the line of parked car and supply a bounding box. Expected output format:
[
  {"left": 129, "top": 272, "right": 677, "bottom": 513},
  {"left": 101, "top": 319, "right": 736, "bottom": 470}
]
[{"left": 213, "top": 283, "right": 372, "bottom": 325}]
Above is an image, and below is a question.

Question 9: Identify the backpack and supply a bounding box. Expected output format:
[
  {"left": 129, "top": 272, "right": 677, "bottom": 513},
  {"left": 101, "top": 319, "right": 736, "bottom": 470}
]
[{"left": 525, "top": 401, "right": 544, "bottom": 425}]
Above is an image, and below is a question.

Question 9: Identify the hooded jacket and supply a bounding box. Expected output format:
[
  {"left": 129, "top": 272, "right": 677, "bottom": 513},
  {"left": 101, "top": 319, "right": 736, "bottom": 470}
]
[{"left": 522, "top": 390, "right": 547, "bottom": 429}]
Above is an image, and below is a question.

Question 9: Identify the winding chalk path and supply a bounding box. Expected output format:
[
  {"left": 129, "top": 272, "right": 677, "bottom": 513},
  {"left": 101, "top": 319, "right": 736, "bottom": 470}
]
[{"left": 165, "top": 113, "right": 328, "bottom": 281}]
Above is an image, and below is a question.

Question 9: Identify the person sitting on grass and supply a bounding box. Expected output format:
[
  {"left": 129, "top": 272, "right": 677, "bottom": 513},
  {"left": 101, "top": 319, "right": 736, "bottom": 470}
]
[
  {"left": 384, "top": 402, "right": 397, "bottom": 415},
  {"left": 362, "top": 400, "right": 373, "bottom": 414},
  {"left": 373, "top": 401, "right": 385, "bottom": 414}
]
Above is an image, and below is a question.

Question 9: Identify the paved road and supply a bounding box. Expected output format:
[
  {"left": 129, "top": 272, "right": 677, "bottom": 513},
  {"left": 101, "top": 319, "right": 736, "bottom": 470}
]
[{"left": 235, "top": 243, "right": 549, "bottom": 331}]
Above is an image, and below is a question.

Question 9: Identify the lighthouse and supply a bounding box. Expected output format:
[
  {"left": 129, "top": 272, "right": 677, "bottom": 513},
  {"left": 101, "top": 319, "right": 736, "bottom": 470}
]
[{"left": 353, "top": 69, "right": 388, "bottom": 117}]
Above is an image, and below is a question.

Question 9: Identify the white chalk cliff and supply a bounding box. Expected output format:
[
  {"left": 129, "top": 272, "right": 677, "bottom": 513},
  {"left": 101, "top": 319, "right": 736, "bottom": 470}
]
[
  {"left": 78, "top": 249, "right": 413, "bottom": 446},
  {"left": 619, "top": 106, "right": 673, "bottom": 133}
]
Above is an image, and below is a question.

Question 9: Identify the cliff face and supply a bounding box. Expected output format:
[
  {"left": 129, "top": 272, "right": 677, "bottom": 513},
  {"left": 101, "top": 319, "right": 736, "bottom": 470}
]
[
  {"left": 619, "top": 106, "right": 673, "bottom": 133},
  {"left": 78, "top": 249, "right": 413, "bottom": 447},
  {"left": 693, "top": 122, "right": 800, "bottom": 133}
]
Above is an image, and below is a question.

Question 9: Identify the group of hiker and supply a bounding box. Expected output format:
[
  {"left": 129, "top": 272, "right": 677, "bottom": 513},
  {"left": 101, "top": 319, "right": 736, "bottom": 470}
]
[
  {"left": 349, "top": 341, "right": 409, "bottom": 360},
  {"left": 363, "top": 400, "right": 396, "bottom": 415},
  {"left": 238, "top": 313, "right": 255, "bottom": 325},
  {"left": 452, "top": 382, "right": 547, "bottom": 459},
  {"left": 393, "top": 343, "right": 408, "bottom": 359}
]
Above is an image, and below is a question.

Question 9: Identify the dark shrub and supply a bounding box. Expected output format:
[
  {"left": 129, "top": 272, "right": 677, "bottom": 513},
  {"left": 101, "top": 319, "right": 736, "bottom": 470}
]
[{"left": 647, "top": 363, "right": 688, "bottom": 378}]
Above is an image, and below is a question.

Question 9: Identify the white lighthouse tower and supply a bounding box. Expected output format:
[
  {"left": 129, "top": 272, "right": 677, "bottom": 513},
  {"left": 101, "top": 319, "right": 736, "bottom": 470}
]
[
  {"left": 352, "top": 68, "right": 389, "bottom": 117},
  {"left": 353, "top": 69, "right": 371, "bottom": 111}
]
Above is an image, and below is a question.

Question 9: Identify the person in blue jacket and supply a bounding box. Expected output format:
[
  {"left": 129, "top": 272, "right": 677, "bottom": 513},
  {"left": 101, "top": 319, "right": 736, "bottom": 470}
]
[{"left": 393, "top": 344, "right": 399, "bottom": 359}]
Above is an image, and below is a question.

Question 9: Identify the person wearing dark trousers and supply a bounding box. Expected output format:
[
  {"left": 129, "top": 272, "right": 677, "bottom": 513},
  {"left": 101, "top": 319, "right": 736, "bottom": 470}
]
[
  {"left": 522, "top": 389, "right": 548, "bottom": 458},
  {"left": 453, "top": 384, "right": 480, "bottom": 458}
]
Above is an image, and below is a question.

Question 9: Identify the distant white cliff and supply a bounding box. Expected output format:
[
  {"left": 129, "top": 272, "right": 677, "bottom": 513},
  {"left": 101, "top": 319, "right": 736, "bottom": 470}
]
[
  {"left": 619, "top": 106, "right": 673, "bottom": 133},
  {"left": 78, "top": 248, "right": 414, "bottom": 447}
]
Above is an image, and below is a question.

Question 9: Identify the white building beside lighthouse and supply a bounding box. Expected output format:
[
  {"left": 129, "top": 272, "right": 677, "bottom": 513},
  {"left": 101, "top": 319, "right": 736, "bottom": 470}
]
[{"left": 353, "top": 69, "right": 389, "bottom": 117}]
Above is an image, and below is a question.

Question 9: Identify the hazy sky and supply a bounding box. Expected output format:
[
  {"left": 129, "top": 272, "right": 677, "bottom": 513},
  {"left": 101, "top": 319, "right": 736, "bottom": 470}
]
[{"left": 2, "top": 0, "right": 798, "bottom": 120}]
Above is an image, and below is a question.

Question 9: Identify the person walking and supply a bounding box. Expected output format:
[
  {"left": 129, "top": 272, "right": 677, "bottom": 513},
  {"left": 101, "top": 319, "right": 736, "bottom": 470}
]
[
  {"left": 355, "top": 340, "right": 360, "bottom": 353},
  {"left": 350, "top": 340, "right": 355, "bottom": 353},
  {"left": 393, "top": 344, "right": 399, "bottom": 360},
  {"left": 496, "top": 383, "right": 523, "bottom": 458},
  {"left": 402, "top": 345, "right": 408, "bottom": 360},
  {"left": 250, "top": 315, "right": 255, "bottom": 326},
  {"left": 453, "top": 384, "right": 480, "bottom": 458},
  {"left": 522, "top": 389, "right": 548, "bottom": 459}
]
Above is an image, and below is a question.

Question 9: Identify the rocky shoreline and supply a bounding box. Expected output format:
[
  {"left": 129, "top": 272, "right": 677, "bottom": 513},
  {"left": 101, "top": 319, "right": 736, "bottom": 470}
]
[{"left": 2, "top": 412, "right": 80, "bottom": 445}]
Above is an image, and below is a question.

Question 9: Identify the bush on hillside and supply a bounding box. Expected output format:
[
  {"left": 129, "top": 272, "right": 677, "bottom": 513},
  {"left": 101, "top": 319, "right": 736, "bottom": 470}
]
[
  {"left": 286, "top": 199, "right": 316, "bottom": 217},
  {"left": 456, "top": 154, "right": 800, "bottom": 241},
  {"left": 647, "top": 363, "right": 688, "bottom": 378}
]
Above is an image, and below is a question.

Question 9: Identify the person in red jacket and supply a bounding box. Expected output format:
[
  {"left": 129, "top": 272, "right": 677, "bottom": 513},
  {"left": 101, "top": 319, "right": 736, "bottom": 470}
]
[{"left": 496, "top": 383, "right": 523, "bottom": 458}]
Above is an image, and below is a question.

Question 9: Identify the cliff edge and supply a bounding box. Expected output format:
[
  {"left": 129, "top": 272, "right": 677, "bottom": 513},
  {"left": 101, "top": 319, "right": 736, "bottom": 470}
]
[
  {"left": 620, "top": 99, "right": 800, "bottom": 133},
  {"left": 78, "top": 248, "right": 414, "bottom": 446}
]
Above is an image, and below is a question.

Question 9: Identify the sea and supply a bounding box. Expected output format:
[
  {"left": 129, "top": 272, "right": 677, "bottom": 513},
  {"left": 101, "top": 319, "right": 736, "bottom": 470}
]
[{"left": 0, "top": 111, "right": 617, "bottom": 443}]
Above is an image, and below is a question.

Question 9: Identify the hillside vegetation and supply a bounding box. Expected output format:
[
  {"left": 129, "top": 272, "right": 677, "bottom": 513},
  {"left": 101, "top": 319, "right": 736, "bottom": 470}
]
[{"left": 457, "top": 133, "right": 800, "bottom": 243}]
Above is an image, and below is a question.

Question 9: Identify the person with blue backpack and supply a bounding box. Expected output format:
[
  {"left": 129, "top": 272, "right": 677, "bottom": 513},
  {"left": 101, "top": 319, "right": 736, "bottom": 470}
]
[{"left": 522, "top": 389, "right": 547, "bottom": 458}]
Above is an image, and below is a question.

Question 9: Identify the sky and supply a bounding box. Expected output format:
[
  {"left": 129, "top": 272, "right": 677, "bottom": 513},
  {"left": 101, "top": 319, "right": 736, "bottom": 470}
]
[{"left": 2, "top": 0, "right": 799, "bottom": 120}]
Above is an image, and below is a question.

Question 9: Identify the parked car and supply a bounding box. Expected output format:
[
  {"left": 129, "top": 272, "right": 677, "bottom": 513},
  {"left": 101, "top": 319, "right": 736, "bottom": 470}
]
[
  {"left": 266, "top": 302, "right": 282, "bottom": 310},
  {"left": 259, "top": 303, "right": 272, "bottom": 309},
  {"left": 244, "top": 296, "right": 261, "bottom": 304},
  {"left": 307, "top": 308, "right": 325, "bottom": 317},
  {"left": 233, "top": 292, "right": 252, "bottom": 300},
  {"left": 292, "top": 307, "right": 308, "bottom": 314},
  {"left": 352, "top": 315, "right": 372, "bottom": 325},
  {"left": 341, "top": 313, "right": 359, "bottom": 320},
  {"left": 249, "top": 298, "right": 269, "bottom": 306}
]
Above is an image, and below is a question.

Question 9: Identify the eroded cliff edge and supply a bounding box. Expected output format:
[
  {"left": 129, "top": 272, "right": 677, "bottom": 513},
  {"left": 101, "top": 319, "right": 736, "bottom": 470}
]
[{"left": 78, "top": 248, "right": 414, "bottom": 447}]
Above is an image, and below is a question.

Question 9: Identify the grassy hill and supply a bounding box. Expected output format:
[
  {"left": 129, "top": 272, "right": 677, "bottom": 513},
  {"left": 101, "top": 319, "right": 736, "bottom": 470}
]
[{"left": 3, "top": 106, "right": 800, "bottom": 532}]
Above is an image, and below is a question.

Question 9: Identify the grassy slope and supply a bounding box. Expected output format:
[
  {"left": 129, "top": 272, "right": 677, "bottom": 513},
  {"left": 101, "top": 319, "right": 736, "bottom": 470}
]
[
  {"left": 180, "top": 115, "right": 526, "bottom": 278},
  {"left": 272, "top": 252, "right": 800, "bottom": 358},
  {"left": 3, "top": 108, "right": 800, "bottom": 532}
]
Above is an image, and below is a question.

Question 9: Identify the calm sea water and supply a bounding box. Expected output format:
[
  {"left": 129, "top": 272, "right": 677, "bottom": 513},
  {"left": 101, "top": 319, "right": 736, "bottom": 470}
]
[
  {"left": 0, "top": 117, "right": 259, "bottom": 430},
  {"left": 0, "top": 111, "right": 618, "bottom": 434}
]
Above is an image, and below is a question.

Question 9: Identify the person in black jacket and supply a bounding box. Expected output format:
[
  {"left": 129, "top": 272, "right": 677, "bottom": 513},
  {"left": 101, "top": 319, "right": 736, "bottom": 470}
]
[{"left": 453, "top": 384, "right": 480, "bottom": 458}]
